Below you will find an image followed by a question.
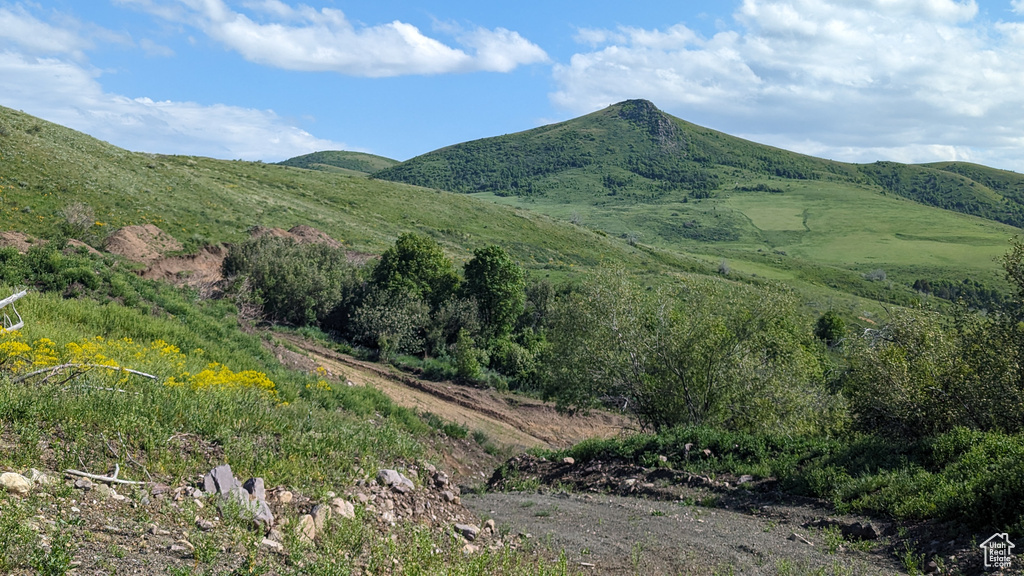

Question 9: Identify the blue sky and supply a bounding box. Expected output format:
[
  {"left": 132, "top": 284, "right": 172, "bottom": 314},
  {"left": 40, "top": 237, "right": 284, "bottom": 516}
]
[{"left": 2, "top": 0, "right": 1024, "bottom": 171}]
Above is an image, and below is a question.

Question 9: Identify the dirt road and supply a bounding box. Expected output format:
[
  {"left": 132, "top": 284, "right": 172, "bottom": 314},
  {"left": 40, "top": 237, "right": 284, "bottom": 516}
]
[{"left": 275, "top": 332, "right": 633, "bottom": 451}]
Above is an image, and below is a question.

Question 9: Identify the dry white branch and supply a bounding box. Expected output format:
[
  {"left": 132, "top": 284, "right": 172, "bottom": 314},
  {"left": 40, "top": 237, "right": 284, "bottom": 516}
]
[
  {"left": 12, "top": 363, "right": 157, "bottom": 384},
  {"left": 64, "top": 463, "right": 151, "bottom": 485}
]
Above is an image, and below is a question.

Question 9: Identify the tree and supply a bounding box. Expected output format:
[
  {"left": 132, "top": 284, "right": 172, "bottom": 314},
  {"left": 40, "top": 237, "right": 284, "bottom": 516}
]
[
  {"left": 370, "top": 233, "right": 459, "bottom": 309},
  {"left": 815, "top": 311, "right": 846, "bottom": 348},
  {"left": 541, "top": 271, "right": 836, "bottom": 433},
  {"left": 462, "top": 245, "right": 525, "bottom": 339}
]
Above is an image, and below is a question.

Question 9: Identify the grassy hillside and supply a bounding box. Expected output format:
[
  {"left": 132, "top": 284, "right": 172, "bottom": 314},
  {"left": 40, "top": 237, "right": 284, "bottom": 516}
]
[
  {"left": 0, "top": 102, "right": 1013, "bottom": 316},
  {"left": 277, "top": 150, "right": 399, "bottom": 174},
  {"left": 375, "top": 100, "right": 1020, "bottom": 300},
  {"left": 375, "top": 99, "right": 1024, "bottom": 227}
]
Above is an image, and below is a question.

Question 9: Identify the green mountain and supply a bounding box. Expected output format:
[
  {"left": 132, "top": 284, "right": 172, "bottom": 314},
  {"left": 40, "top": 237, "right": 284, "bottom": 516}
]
[
  {"left": 0, "top": 103, "right": 1015, "bottom": 313},
  {"left": 373, "top": 100, "right": 1020, "bottom": 303},
  {"left": 278, "top": 150, "right": 398, "bottom": 175},
  {"left": 375, "top": 99, "right": 1024, "bottom": 227}
]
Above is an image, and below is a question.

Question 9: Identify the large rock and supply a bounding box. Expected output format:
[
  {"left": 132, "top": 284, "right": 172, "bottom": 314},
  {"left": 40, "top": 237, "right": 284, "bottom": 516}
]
[
  {"left": 203, "top": 464, "right": 240, "bottom": 495},
  {"left": 0, "top": 472, "right": 31, "bottom": 495},
  {"left": 243, "top": 477, "right": 266, "bottom": 501},
  {"left": 330, "top": 498, "right": 356, "bottom": 520},
  {"left": 377, "top": 469, "right": 415, "bottom": 494},
  {"left": 455, "top": 523, "right": 480, "bottom": 542},
  {"left": 205, "top": 465, "right": 273, "bottom": 529},
  {"left": 297, "top": 514, "right": 316, "bottom": 544},
  {"left": 311, "top": 504, "right": 331, "bottom": 531}
]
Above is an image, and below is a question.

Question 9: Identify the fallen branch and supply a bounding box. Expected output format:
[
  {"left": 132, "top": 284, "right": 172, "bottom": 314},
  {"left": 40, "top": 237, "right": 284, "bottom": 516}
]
[
  {"left": 64, "top": 463, "right": 151, "bottom": 485},
  {"left": 12, "top": 363, "right": 157, "bottom": 384}
]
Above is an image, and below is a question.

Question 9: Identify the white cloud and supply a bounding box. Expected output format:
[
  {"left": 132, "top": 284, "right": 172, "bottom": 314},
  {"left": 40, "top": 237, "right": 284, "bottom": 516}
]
[
  {"left": 552, "top": 0, "right": 1024, "bottom": 171},
  {"left": 0, "top": 5, "right": 93, "bottom": 58},
  {"left": 1013, "top": 0, "right": 1024, "bottom": 14},
  {"left": 0, "top": 4, "right": 347, "bottom": 161},
  {"left": 120, "top": 0, "right": 548, "bottom": 76}
]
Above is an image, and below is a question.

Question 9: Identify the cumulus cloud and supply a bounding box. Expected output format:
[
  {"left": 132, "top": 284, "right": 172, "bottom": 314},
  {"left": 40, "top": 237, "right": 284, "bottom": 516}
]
[
  {"left": 552, "top": 0, "right": 1024, "bottom": 170},
  {"left": 0, "top": 4, "right": 346, "bottom": 160},
  {"left": 119, "top": 0, "right": 548, "bottom": 76}
]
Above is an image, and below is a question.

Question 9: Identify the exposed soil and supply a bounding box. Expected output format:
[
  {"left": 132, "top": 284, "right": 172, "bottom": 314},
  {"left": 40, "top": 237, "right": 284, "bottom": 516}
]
[
  {"left": 463, "top": 455, "right": 991, "bottom": 575},
  {"left": 274, "top": 333, "right": 635, "bottom": 452},
  {"left": 140, "top": 244, "right": 228, "bottom": 293},
  {"left": 103, "top": 224, "right": 183, "bottom": 264},
  {"left": 0, "top": 230, "right": 39, "bottom": 252}
]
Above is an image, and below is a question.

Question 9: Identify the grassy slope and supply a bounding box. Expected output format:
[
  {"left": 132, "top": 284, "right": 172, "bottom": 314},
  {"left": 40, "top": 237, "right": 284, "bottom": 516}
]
[
  {"left": 277, "top": 150, "right": 399, "bottom": 174},
  {"left": 0, "top": 104, "right": 984, "bottom": 321},
  {"left": 374, "top": 100, "right": 1019, "bottom": 294}
]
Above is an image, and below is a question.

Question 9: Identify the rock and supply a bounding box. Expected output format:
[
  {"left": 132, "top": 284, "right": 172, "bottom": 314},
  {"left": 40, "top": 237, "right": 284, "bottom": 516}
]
[
  {"left": 455, "top": 523, "right": 480, "bottom": 542},
  {"left": 222, "top": 485, "right": 274, "bottom": 529},
  {"left": 277, "top": 490, "right": 293, "bottom": 504},
  {"left": 28, "top": 469, "right": 55, "bottom": 486},
  {"left": 243, "top": 477, "right": 266, "bottom": 501},
  {"left": 203, "top": 464, "right": 240, "bottom": 495},
  {"left": 261, "top": 538, "right": 284, "bottom": 552},
  {"left": 74, "top": 477, "right": 94, "bottom": 491},
  {"left": 172, "top": 539, "right": 195, "bottom": 553},
  {"left": 484, "top": 519, "right": 496, "bottom": 534},
  {"left": 94, "top": 483, "right": 113, "bottom": 500},
  {"left": 843, "top": 522, "right": 879, "bottom": 541},
  {"left": 381, "top": 511, "right": 396, "bottom": 524},
  {"left": 562, "top": 457, "right": 575, "bottom": 465},
  {"left": 925, "top": 561, "right": 939, "bottom": 574},
  {"left": 150, "top": 483, "right": 173, "bottom": 496},
  {"left": 433, "top": 471, "right": 450, "bottom": 488},
  {"left": 330, "top": 498, "right": 356, "bottom": 520},
  {"left": 462, "top": 543, "right": 479, "bottom": 554},
  {"left": 788, "top": 532, "right": 813, "bottom": 546},
  {"left": 312, "top": 504, "right": 331, "bottom": 531},
  {"left": 196, "top": 518, "right": 216, "bottom": 531},
  {"left": 377, "top": 469, "right": 415, "bottom": 494},
  {"left": 738, "top": 475, "right": 754, "bottom": 484},
  {"left": 0, "top": 472, "right": 32, "bottom": 495},
  {"left": 296, "top": 514, "right": 316, "bottom": 543},
  {"left": 658, "top": 455, "right": 668, "bottom": 463},
  {"left": 702, "top": 449, "right": 712, "bottom": 457},
  {"left": 442, "top": 490, "right": 457, "bottom": 503}
]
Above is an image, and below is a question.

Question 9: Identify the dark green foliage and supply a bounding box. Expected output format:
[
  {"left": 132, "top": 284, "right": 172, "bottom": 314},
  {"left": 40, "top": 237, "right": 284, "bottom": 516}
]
[
  {"left": 541, "top": 271, "right": 839, "bottom": 434},
  {"left": 859, "top": 161, "right": 1024, "bottom": 227},
  {"left": 370, "top": 233, "right": 459, "bottom": 309},
  {"left": 814, "top": 310, "right": 846, "bottom": 348},
  {"left": 461, "top": 245, "right": 525, "bottom": 339},
  {"left": 223, "top": 235, "right": 361, "bottom": 327},
  {"left": 349, "top": 290, "right": 429, "bottom": 362},
  {"left": 454, "top": 328, "right": 483, "bottom": 382},
  {"left": 374, "top": 99, "right": 858, "bottom": 203},
  {"left": 912, "top": 277, "right": 1007, "bottom": 309},
  {"left": 423, "top": 297, "right": 481, "bottom": 357}
]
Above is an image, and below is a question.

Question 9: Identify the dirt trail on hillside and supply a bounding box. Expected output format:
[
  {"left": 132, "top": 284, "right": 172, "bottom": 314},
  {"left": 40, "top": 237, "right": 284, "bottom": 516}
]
[{"left": 275, "top": 333, "right": 634, "bottom": 451}]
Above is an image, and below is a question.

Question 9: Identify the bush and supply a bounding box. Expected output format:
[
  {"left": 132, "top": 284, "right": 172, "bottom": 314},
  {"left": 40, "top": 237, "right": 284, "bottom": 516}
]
[
  {"left": 223, "top": 236, "right": 361, "bottom": 327},
  {"left": 843, "top": 308, "right": 1024, "bottom": 438},
  {"left": 349, "top": 290, "right": 429, "bottom": 361}
]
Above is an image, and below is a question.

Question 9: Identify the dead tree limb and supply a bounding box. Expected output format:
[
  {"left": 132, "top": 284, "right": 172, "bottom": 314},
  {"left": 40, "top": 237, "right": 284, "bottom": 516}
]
[
  {"left": 12, "top": 363, "right": 157, "bottom": 384},
  {"left": 64, "top": 463, "right": 151, "bottom": 485}
]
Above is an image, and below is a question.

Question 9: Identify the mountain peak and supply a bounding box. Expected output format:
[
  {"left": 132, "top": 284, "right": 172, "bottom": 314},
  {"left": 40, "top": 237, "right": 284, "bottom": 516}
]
[{"left": 612, "top": 99, "right": 680, "bottom": 150}]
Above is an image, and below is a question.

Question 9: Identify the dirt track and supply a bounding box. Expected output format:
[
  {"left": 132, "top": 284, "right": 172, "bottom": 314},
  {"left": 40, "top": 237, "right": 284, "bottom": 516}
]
[{"left": 275, "top": 333, "right": 634, "bottom": 451}]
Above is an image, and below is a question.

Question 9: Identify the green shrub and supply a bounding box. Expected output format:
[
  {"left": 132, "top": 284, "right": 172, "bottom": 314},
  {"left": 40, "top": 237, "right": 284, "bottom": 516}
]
[{"left": 224, "top": 235, "right": 361, "bottom": 327}]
